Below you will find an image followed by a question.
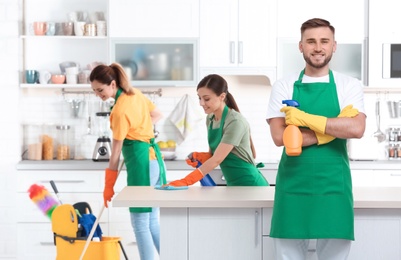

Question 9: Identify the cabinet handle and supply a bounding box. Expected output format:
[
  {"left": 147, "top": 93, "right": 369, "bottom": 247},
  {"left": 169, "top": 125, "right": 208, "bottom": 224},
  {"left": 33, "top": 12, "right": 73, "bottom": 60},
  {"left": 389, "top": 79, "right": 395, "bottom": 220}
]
[
  {"left": 255, "top": 210, "right": 259, "bottom": 246},
  {"left": 390, "top": 174, "right": 401, "bottom": 177},
  {"left": 40, "top": 242, "right": 54, "bottom": 246},
  {"left": 127, "top": 242, "right": 137, "bottom": 246},
  {"left": 40, "top": 180, "right": 85, "bottom": 184},
  {"left": 238, "top": 41, "right": 243, "bottom": 64},
  {"left": 230, "top": 41, "right": 235, "bottom": 63}
]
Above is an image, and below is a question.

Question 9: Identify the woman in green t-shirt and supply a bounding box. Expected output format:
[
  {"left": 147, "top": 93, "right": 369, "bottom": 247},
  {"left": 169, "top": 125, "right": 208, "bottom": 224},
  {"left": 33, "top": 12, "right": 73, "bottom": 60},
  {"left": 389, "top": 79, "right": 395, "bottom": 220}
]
[{"left": 168, "top": 74, "right": 268, "bottom": 187}]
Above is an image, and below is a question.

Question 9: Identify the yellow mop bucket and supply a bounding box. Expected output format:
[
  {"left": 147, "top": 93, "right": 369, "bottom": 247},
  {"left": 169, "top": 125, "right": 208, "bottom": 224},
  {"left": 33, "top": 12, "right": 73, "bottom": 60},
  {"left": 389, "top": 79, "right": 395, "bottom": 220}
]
[
  {"left": 54, "top": 235, "right": 121, "bottom": 260},
  {"left": 52, "top": 204, "right": 126, "bottom": 260}
]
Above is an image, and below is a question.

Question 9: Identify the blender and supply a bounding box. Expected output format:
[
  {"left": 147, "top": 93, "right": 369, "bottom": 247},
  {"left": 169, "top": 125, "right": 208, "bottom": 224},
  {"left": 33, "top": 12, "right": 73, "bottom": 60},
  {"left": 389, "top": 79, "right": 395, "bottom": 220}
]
[{"left": 92, "top": 112, "right": 112, "bottom": 161}]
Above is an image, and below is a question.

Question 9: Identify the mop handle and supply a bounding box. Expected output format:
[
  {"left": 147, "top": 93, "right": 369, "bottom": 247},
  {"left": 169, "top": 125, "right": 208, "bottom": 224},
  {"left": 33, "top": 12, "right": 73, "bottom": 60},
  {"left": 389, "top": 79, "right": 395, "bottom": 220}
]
[{"left": 79, "top": 159, "right": 125, "bottom": 260}]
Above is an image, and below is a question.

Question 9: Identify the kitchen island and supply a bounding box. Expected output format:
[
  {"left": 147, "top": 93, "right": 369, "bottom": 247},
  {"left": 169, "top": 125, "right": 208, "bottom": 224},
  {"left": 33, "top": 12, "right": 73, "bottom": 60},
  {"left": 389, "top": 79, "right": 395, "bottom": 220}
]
[{"left": 113, "top": 186, "right": 401, "bottom": 260}]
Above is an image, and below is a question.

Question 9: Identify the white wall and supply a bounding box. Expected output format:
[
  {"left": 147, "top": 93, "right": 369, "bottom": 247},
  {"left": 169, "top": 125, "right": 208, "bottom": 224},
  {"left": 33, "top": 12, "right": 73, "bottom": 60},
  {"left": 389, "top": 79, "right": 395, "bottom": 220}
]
[{"left": 0, "top": 0, "right": 21, "bottom": 258}]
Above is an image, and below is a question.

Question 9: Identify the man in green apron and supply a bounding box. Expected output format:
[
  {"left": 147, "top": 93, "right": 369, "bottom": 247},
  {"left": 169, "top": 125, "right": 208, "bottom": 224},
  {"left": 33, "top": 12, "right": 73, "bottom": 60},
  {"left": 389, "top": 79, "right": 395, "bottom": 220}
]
[{"left": 266, "top": 18, "right": 366, "bottom": 259}]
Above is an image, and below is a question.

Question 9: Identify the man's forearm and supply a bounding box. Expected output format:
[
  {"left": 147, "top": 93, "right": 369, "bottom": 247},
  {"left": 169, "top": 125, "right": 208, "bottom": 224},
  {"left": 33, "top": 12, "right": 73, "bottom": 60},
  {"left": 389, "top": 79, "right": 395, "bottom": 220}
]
[{"left": 324, "top": 114, "right": 366, "bottom": 139}]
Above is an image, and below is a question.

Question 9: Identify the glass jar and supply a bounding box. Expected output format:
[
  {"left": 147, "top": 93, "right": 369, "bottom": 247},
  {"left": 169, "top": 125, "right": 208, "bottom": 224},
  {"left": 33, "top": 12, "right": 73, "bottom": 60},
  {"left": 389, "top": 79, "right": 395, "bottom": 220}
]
[
  {"left": 388, "top": 127, "right": 396, "bottom": 142},
  {"left": 56, "top": 125, "right": 71, "bottom": 160},
  {"left": 24, "top": 124, "right": 43, "bottom": 160},
  {"left": 42, "top": 124, "right": 56, "bottom": 160},
  {"left": 388, "top": 143, "right": 397, "bottom": 159}
]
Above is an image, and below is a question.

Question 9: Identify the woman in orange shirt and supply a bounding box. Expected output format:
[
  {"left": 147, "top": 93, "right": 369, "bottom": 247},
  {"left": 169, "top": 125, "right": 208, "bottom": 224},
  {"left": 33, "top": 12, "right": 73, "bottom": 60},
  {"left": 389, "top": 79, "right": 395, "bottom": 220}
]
[{"left": 90, "top": 63, "right": 166, "bottom": 260}]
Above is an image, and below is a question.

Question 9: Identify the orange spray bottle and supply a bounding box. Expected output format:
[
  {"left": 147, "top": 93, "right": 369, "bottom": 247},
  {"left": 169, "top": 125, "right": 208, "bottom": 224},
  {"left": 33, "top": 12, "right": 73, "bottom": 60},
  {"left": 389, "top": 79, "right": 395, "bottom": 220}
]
[{"left": 282, "top": 100, "right": 303, "bottom": 156}]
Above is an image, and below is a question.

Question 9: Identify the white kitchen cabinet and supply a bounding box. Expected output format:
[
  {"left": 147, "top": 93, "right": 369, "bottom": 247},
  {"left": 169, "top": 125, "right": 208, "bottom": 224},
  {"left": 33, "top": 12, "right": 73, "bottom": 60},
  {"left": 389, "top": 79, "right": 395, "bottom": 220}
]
[
  {"left": 189, "top": 208, "right": 263, "bottom": 260},
  {"left": 368, "top": 0, "right": 401, "bottom": 88},
  {"left": 109, "top": 0, "right": 199, "bottom": 38},
  {"left": 351, "top": 169, "right": 401, "bottom": 187},
  {"left": 349, "top": 209, "right": 401, "bottom": 259},
  {"left": 199, "top": 0, "right": 277, "bottom": 70},
  {"left": 276, "top": 0, "right": 367, "bottom": 43}
]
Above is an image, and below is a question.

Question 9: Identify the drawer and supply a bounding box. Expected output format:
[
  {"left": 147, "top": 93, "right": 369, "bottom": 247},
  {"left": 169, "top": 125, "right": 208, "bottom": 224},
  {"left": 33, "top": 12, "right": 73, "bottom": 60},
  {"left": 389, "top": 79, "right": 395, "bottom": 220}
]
[
  {"left": 17, "top": 223, "right": 56, "bottom": 260},
  {"left": 17, "top": 170, "right": 103, "bottom": 192},
  {"left": 17, "top": 193, "right": 108, "bottom": 223},
  {"left": 262, "top": 207, "right": 273, "bottom": 236},
  {"left": 372, "top": 171, "right": 401, "bottom": 187}
]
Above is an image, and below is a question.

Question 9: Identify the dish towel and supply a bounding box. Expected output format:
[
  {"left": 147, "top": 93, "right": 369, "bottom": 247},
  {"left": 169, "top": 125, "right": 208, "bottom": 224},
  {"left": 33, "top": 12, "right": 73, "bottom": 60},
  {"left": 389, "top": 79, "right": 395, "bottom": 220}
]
[{"left": 168, "top": 94, "right": 204, "bottom": 144}]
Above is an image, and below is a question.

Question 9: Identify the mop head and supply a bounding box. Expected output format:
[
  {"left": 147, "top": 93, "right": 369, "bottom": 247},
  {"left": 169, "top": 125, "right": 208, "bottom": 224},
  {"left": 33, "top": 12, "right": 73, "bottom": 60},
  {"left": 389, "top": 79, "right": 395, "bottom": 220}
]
[{"left": 28, "top": 184, "right": 59, "bottom": 219}]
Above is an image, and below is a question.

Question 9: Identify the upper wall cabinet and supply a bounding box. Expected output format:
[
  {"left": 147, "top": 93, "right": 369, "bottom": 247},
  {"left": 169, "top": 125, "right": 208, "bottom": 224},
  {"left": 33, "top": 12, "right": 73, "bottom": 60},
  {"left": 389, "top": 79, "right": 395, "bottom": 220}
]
[
  {"left": 199, "top": 0, "right": 277, "bottom": 70},
  {"left": 109, "top": 0, "right": 199, "bottom": 38},
  {"left": 276, "top": 0, "right": 367, "bottom": 44},
  {"left": 368, "top": 0, "right": 401, "bottom": 88}
]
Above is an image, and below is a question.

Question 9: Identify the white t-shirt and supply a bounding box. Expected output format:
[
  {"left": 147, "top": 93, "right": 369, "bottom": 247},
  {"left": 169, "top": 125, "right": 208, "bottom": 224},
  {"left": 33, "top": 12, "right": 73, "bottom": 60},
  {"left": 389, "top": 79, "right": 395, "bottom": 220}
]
[{"left": 266, "top": 70, "right": 365, "bottom": 120}]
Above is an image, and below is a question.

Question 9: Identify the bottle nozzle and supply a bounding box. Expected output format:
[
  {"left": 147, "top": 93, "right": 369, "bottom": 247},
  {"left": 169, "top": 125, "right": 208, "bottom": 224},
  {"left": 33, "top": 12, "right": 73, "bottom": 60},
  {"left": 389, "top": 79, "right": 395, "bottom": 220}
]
[{"left": 282, "top": 100, "right": 300, "bottom": 107}]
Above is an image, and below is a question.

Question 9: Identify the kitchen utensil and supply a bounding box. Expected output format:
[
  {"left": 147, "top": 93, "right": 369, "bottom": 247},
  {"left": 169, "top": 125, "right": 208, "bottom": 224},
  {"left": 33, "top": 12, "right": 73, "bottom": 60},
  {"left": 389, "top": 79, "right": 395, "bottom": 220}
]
[
  {"left": 79, "top": 159, "right": 125, "bottom": 260},
  {"left": 373, "top": 100, "right": 386, "bottom": 142}
]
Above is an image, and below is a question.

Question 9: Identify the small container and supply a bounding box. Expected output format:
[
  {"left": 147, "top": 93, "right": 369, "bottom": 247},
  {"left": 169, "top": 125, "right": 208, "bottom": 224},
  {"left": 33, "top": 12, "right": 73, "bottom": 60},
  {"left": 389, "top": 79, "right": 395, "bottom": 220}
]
[
  {"left": 42, "top": 124, "right": 56, "bottom": 160},
  {"left": 56, "top": 125, "right": 71, "bottom": 160},
  {"left": 24, "top": 124, "right": 43, "bottom": 160},
  {"left": 388, "top": 127, "right": 396, "bottom": 142},
  {"left": 388, "top": 143, "right": 397, "bottom": 159}
]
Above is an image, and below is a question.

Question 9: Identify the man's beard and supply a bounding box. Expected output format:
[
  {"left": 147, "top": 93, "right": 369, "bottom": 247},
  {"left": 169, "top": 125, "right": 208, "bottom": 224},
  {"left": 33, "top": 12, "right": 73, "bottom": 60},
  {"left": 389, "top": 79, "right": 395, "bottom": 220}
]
[{"left": 303, "top": 52, "right": 333, "bottom": 69}]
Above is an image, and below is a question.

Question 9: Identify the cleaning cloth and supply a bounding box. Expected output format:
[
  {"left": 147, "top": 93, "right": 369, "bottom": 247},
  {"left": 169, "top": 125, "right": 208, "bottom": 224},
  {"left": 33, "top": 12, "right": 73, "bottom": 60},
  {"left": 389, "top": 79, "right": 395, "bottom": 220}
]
[
  {"left": 168, "top": 94, "right": 204, "bottom": 144},
  {"left": 79, "top": 213, "right": 103, "bottom": 240},
  {"left": 154, "top": 185, "right": 189, "bottom": 190}
]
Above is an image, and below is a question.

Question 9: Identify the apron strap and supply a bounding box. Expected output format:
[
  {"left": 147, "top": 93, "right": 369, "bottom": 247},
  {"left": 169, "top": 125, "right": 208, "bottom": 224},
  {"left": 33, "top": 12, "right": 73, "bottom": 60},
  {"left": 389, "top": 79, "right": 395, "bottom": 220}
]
[{"left": 150, "top": 138, "right": 167, "bottom": 185}]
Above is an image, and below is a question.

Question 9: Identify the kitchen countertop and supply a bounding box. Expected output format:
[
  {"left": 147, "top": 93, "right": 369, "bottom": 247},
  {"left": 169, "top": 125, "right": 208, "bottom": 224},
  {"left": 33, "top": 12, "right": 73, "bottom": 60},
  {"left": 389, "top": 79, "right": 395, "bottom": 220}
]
[
  {"left": 113, "top": 186, "right": 401, "bottom": 209},
  {"left": 15, "top": 159, "right": 401, "bottom": 171}
]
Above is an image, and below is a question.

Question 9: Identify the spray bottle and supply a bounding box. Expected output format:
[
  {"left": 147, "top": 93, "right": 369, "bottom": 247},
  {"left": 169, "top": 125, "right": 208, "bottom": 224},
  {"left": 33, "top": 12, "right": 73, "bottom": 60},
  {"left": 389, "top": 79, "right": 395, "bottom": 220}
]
[{"left": 282, "top": 100, "right": 303, "bottom": 156}]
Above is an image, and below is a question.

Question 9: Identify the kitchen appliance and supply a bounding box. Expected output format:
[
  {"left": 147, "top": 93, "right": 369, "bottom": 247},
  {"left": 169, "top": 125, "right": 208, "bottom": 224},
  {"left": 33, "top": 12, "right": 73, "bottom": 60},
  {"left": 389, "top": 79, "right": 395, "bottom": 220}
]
[
  {"left": 92, "top": 112, "right": 111, "bottom": 162},
  {"left": 382, "top": 44, "right": 401, "bottom": 78},
  {"left": 277, "top": 38, "right": 367, "bottom": 84}
]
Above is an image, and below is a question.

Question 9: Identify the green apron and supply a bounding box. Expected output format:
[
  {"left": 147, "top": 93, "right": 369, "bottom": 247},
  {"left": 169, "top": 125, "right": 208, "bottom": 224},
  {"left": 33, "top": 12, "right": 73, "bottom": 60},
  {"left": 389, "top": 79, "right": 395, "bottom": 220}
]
[
  {"left": 270, "top": 70, "right": 354, "bottom": 240},
  {"left": 208, "top": 106, "right": 268, "bottom": 186},
  {"left": 113, "top": 89, "right": 167, "bottom": 213}
]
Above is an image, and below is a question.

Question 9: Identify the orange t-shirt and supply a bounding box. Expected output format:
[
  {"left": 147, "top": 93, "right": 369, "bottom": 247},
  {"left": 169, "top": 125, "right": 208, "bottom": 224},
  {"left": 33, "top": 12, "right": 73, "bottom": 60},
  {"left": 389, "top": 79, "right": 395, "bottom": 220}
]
[{"left": 110, "top": 88, "right": 157, "bottom": 159}]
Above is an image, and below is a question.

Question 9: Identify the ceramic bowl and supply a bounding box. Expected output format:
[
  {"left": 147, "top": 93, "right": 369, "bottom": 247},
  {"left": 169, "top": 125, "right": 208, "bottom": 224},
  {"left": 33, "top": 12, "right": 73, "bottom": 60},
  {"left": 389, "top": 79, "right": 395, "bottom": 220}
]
[{"left": 51, "top": 74, "right": 66, "bottom": 84}]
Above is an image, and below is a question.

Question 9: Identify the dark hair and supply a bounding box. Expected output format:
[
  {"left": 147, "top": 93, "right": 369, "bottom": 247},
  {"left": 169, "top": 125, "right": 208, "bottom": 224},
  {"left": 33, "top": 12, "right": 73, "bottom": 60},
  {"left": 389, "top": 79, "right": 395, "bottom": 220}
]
[
  {"left": 300, "top": 18, "right": 335, "bottom": 38},
  {"left": 89, "top": 62, "right": 135, "bottom": 95},
  {"left": 197, "top": 74, "right": 257, "bottom": 158},
  {"left": 196, "top": 74, "right": 240, "bottom": 112}
]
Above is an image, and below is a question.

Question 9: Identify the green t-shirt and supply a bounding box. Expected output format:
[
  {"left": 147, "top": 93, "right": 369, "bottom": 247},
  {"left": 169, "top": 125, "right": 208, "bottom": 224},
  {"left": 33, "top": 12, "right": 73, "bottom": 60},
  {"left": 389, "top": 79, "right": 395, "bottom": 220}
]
[{"left": 206, "top": 109, "right": 255, "bottom": 164}]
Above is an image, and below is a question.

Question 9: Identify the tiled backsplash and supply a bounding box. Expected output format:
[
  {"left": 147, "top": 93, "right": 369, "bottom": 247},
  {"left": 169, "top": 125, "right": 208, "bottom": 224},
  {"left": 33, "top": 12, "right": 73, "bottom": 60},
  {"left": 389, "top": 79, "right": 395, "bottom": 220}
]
[{"left": 19, "top": 75, "right": 283, "bottom": 162}]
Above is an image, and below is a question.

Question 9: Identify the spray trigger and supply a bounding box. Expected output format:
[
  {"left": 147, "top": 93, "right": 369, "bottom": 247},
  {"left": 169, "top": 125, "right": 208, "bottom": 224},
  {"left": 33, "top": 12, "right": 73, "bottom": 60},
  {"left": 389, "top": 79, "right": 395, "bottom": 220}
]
[{"left": 282, "top": 100, "right": 300, "bottom": 107}]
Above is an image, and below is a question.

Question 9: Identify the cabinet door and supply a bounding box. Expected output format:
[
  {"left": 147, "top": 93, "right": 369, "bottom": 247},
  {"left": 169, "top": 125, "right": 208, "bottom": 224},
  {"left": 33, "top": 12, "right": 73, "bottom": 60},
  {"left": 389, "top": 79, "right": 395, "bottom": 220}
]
[
  {"left": 349, "top": 209, "right": 401, "bottom": 259},
  {"left": 199, "top": 0, "right": 238, "bottom": 67},
  {"left": 109, "top": 0, "right": 199, "bottom": 37},
  {"left": 200, "top": 0, "right": 276, "bottom": 68},
  {"left": 189, "top": 208, "right": 262, "bottom": 260},
  {"left": 237, "top": 0, "right": 277, "bottom": 67},
  {"left": 277, "top": 0, "right": 366, "bottom": 43}
]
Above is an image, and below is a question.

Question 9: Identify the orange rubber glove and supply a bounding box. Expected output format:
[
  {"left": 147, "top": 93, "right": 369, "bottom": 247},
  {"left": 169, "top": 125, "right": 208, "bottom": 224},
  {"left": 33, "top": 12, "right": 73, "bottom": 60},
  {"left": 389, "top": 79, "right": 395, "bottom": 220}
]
[
  {"left": 185, "top": 152, "right": 212, "bottom": 168},
  {"left": 168, "top": 168, "right": 204, "bottom": 187},
  {"left": 316, "top": 105, "right": 360, "bottom": 145},
  {"left": 103, "top": 168, "right": 118, "bottom": 207}
]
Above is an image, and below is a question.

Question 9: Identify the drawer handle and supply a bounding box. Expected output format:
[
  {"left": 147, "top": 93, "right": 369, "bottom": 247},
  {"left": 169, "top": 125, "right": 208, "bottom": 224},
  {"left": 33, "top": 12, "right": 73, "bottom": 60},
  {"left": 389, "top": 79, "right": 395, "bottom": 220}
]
[
  {"left": 127, "top": 242, "right": 137, "bottom": 246},
  {"left": 40, "top": 180, "right": 85, "bottom": 184},
  {"left": 390, "top": 174, "right": 401, "bottom": 177},
  {"left": 40, "top": 242, "right": 54, "bottom": 246}
]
